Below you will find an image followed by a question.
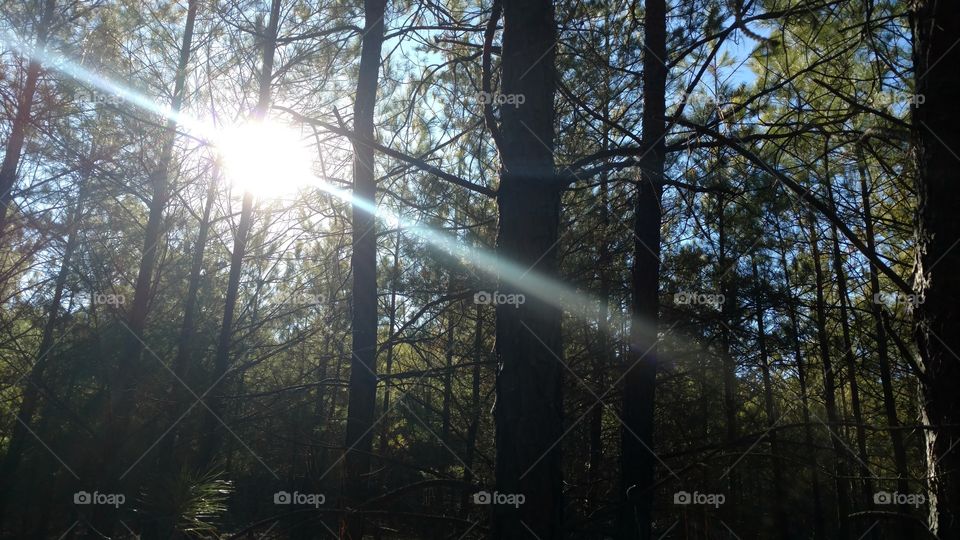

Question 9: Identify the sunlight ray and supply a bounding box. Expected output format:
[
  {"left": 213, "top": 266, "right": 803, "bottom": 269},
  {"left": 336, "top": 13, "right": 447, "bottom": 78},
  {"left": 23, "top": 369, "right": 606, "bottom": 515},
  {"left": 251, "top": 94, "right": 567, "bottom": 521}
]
[
  {"left": 0, "top": 32, "right": 663, "bottom": 348},
  {"left": 0, "top": 30, "right": 212, "bottom": 137}
]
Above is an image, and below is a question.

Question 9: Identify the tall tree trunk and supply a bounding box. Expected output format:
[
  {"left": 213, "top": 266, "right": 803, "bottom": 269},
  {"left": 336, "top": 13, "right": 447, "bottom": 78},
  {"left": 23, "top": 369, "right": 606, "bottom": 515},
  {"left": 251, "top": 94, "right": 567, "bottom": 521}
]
[
  {"left": 619, "top": 0, "right": 665, "bottom": 538},
  {"left": 0, "top": 0, "right": 55, "bottom": 236},
  {"left": 197, "top": 190, "right": 254, "bottom": 466},
  {"left": 809, "top": 213, "right": 851, "bottom": 539},
  {"left": 109, "top": 0, "right": 197, "bottom": 433},
  {"left": 589, "top": 41, "right": 613, "bottom": 515},
  {"left": 0, "top": 166, "right": 86, "bottom": 524},
  {"left": 117, "top": 0, "right": 198, "bottom": 397},
  {"left": 751, "top": 258, "right": 789, "bottom": 540},
  {"left": 825, "top": 177, "right": 876, "bottom": 533},
  {"left": 856, "top": 154, "right": 913, "bottom": 538},
  {"left": 911, "top": 2, "right": 960, "bottom": 538},
  {"left": 153, "top": 164, "right": 218, "bottom": 539},
  {"left": 717, "top": 190, "right": 740, "bottom": 511},
  {"left": 93, "top": 3, "right": 198, "bottom": 533},
  {"left": 340, "top": 0, "right": 387, "bottom": 536},
  {"left": 378, "top": 234, "right": 401, "bottom": 456},
  {"left": 461, "top": 302, "right": 483, "bottom": 516},
  {"left": 589, "top": 168, "right": 610, "bottom": 515},
  {"left": 157, "top": 165, "right": 219, "bottom": 474},
  {"left": 442, "top": 284, "right": 456, "bottom": 446},
  {"left": 198, "top": 0, "right": 279, "bottom": 468},
  {"left": 491, "top": 0, "right": 562, "bottom": 538},
  {"left": 778, "top": 241, "right": 827, "bottom": 539}
]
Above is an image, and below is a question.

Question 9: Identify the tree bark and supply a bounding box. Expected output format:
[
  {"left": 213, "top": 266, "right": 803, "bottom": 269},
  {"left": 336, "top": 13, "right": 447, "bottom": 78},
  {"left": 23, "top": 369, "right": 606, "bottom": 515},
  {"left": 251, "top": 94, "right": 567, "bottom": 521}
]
[
  {"left": 118, "top": 0, "right": 198, "bottom": 386},
  {"left": 619, "top": 0, "right": 665, "bottom": 538},
  {"left": 825, "top": 177, "right": 876, "bottom": 536},
  {"left": 157, "top": 165, "right": 219, "bottom": 474},
  {"left": 341, "top": 0, "right": 387, "bottom": 537},
  {"left": 197, "top": 190, "right": 253, "bottom": 465},
  {"left": 92, "top": 2, "right": 199, "bottom": 534},
  {"left": 589, "top": 167, "right": 610, "bottom": 516},
  {"left": 809, "top": 213, "right": 851, "bottom": 539},
  {"left": 751, "top": 258, "right": 789, "bottom": 540},
  {"left": 378, "top": 234, "right": 401, "bottom": 456},
  {"left": 0, "top": 164, "right": 86, "bottom": 524},
  {"left": 492, "top": 0, "right": 563, "bottom": 538},
  {"left": 197, "top": 0, "right": 279, "bottom": 468},
  {"left": 461, "top": 303, "right": 483, "bottom": 516},
  {"left": 911, "top": 2, "right": 960, "bottom": 537},
  {"left": 777, "top": 241, "right": 827, "bottom": 539},
  {"left": 856, "top": 154, "right": 913, "bottom": 538},
  {"left": 717, "top": 189, "right": 740, "bottom": 512},
  {"left": 0, "top": 0, "right": 55, "bottom": 236}
]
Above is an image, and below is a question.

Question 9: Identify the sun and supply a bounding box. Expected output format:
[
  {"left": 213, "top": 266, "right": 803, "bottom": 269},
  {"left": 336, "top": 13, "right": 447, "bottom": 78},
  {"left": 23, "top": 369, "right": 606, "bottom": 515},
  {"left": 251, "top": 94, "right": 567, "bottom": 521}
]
[{"left": 215, "top": 119, "right": 315, "bottom": 199}]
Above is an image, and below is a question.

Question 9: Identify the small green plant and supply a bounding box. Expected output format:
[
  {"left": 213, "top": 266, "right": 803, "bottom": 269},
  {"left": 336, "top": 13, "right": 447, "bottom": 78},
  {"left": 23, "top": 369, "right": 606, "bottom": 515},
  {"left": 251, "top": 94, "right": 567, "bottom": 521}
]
[{"left": 139, "top": 468, "right": 232, "bottom": 538}]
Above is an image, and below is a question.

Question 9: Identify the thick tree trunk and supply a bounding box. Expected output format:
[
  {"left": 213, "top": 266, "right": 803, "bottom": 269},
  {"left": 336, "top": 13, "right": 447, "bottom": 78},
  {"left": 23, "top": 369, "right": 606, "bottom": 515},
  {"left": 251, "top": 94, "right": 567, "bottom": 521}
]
[
  {"left": 911, "top": 2, "right": 960, "bottom": 537},
  {"left": 809, "top": 214, "right": 851, "bottom": 539},
  {"left": 492, "top": 1, "right": 562, "bottom": 538},
  {"left": 619, "top": 1, "right": 665, "bottom": 538},
  {"left": 341, "top": 0, "right": 387, "bottom": 537}
]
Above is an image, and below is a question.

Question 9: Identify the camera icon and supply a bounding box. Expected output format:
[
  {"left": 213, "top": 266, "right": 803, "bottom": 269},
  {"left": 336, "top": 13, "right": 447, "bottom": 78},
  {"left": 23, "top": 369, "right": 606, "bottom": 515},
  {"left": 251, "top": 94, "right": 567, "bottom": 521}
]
[
  {"left": 673, "top": 491, "right": 692, "bottom": 505},
  {"left": 674, "top": 292, "right": 690, "bottom": 305},
  {"left": 73, "top": 491, "right": 91, "bottom": 505},
  {"left": 874, "top": 491, "right": 892, "bottom": 505},
  {"left": 473, "top": 491, "right": 492, "bottom": 505},
  {"left": 474, "top": 291, "right": 492, "bottom": 305},
  {"left": 274, "top": 491, "right": 291, "bottom": 504}
]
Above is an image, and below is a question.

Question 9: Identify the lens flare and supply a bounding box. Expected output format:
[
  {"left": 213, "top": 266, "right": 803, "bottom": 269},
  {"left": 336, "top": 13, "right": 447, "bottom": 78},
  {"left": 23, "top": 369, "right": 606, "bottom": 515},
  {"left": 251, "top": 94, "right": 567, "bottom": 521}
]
[
  {"left": 214, "top": 120, "right": 314, "bottom": 198},
  {"left": 0, "top": 30, "right": 666, "bottom": 350}
]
